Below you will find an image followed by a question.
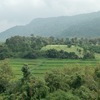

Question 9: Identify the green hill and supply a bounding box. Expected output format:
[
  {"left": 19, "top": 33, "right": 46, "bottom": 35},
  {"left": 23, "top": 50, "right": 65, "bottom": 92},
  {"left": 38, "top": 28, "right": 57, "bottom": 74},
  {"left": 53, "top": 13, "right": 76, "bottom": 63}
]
[{"left": 41, "top": 45, "right": 83, "bottom": 57}]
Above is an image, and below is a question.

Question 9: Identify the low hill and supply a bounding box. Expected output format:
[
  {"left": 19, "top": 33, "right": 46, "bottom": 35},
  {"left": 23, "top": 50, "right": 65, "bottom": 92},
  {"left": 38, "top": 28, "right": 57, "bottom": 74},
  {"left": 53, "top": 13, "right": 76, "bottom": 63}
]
[
  {"left": 41, "top": 45, "right": 83, "bottom": 57},
  {"left": 0, "top": 11, "right": 100, "bottom": 41}
]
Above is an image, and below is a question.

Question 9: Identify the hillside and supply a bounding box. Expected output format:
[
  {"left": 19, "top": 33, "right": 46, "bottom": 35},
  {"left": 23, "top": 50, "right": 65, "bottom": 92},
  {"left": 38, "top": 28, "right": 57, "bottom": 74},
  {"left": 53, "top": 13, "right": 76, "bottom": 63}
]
[
  {"left": 41, "top": 45, "right": 83, "bottom": 57},
  {"left": 62, "top": 17, "right": 100, "bottom": 38},
  {"left": 0, "top": 11, "right": 100, "bottom": 41}
]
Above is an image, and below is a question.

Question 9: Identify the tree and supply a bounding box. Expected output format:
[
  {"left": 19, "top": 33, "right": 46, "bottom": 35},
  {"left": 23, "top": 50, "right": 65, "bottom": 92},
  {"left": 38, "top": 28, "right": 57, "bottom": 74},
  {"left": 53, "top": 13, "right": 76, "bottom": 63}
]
[
  {"left": 46, "top": 49, "right": 58, "bottom": 58},
  {"left": 83, "top": 52, "right": 95, "bottom": 59},
  {"left": 46, "top": 90, "right": 80, "bottom": 100},
  {"left": 0, "top": 45, "right": 11, "bottom": 60},
  {"left": 21, "top": 64, "right": 31, "bottom": 80},
  {"left": 6, "top": 64, "right": 49, "bottom": 100},
  {"left": 70, "top": 73, "right": 85, "bottom": 89},
  {"left": 23, "top": 51, "right": 38, "bottom": 59},
  {"left": 5, "top": 36, "right": 31, "bottom": 53},
  {"left": 0, "top": 61, "right": 13, "bottom": 93},
  {"left": 74, "top": 86, "right": 95, "bottom": 100}
]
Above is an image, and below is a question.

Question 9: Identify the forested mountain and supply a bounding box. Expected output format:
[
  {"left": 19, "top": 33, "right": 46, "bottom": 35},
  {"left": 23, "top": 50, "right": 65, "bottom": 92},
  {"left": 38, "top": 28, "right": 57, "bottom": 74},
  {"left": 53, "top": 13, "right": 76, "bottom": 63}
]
[
  {"left": 62, "top": 17, "right": 100, "bottom": 38},
  {"left": 0, "top": 11, "right": 100, "bottom": 41}
]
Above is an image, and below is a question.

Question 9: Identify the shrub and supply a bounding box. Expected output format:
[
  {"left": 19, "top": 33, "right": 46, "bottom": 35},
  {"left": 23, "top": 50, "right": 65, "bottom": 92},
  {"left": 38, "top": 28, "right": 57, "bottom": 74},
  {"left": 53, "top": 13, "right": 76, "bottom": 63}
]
[
  {"left": 83, "top": 52, "right": 95, "bottom": 59},
  {"left": 46, "top": 90, "right": 80, "bottom": 100}
]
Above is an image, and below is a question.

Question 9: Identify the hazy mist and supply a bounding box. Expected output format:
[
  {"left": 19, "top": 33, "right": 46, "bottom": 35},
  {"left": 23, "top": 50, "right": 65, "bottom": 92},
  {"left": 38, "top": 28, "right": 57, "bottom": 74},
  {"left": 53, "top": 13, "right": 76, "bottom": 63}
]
[{"left": 1, "top": 0, "right": 100, "bottom": 32}]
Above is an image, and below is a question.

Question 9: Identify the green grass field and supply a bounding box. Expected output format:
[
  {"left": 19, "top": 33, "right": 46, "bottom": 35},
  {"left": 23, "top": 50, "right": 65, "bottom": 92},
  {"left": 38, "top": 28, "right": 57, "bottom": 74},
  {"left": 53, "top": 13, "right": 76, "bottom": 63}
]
[
  {"left": 1, "top": 58, "right": 99, "bottom": 79},
  {"left": 41, "top": 45, "right": 83, "bottom": 57}
]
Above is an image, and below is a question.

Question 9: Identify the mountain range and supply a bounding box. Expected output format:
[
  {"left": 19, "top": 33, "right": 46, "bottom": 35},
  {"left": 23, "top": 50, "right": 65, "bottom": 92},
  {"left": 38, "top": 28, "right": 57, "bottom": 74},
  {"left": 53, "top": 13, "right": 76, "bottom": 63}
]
[{"left": 0, "top": 11, "right": 100, "bottom": 41}]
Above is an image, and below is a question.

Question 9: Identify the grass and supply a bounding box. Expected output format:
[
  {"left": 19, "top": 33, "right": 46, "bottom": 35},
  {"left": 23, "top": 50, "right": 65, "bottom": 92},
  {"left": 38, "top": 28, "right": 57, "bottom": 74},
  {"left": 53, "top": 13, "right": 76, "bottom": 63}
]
[
  {"left": 1, "top": 58, "right": 99, "bottom": 79},
  {"left": 95, "top": 53, "right": 100, "bottom": 60},
  {"left": 41, "top": 45, "right": 83, "bottom": 57}
]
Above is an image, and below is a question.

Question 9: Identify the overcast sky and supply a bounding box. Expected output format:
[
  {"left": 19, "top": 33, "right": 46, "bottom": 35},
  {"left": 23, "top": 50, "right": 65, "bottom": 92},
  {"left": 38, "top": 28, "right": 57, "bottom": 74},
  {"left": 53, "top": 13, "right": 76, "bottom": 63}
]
[{"left": 0, "top": 0, "right": 100, "bottom": 32}]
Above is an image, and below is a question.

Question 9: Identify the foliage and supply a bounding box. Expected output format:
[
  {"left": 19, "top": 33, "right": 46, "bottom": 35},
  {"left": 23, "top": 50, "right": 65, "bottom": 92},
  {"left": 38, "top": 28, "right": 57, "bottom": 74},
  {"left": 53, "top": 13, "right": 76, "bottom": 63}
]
[
  {"left": 83, "top": 52, "right": 95, "bottom": 59},
  {"left": 6, "top": 64, "right": 49, "bottom": 100},
  {"left": 0, "top": 61, "right": 13, "bottom": 93},
  {"left": 0, "top": 62, "right": 100, "bottom": 99},
  {"left": 95, "top": 67, "right": 100, "bottom": 78},
  {"left": 0, "top": 45, "right": 12, "bottom": 60},
  {"left": 23, "top": 50, "right": 40, "bottom": 59},
  {"left": 73, "top": 86, "right": 95, "bottom": 100},
  {"left": 45, "top": 49, "right": 79, "bottom": 59},
  {"left": 1, "top": 36, "right": 100, "bottom": 59},
  {"left": 46, "top": 90, "right": 80, "bottom": 100},
  {"left": 5, "top": 36, "right": 31, "bottom": 52},
  {"left": 89, "top": 46, "right": 100, "bottom": 53},
  {"left": 45, "top": 67, "right": 100, "bottom": 100},
  {"left": 46, "top": 49, "right": 59, "bottom": 58}
]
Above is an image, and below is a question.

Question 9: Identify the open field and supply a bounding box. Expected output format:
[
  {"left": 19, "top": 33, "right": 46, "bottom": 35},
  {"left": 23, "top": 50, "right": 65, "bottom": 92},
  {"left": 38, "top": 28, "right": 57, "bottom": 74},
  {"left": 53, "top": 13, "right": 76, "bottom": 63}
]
[
  {"left": 41, "top": 45, "right": 83, "bottom": 57},
  {"left": 0, "top": 58, "right": 99, "bottom": 79},
  {"left": 41, "top": 45, "right": 100, "bottom": 59}
]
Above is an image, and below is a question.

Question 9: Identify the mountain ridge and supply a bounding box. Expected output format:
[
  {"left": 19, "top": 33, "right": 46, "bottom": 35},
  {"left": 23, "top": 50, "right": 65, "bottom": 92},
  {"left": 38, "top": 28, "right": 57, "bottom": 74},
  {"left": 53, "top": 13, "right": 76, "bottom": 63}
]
[{"left": 0, "top": 11, "right": 100, "bottom": 41}]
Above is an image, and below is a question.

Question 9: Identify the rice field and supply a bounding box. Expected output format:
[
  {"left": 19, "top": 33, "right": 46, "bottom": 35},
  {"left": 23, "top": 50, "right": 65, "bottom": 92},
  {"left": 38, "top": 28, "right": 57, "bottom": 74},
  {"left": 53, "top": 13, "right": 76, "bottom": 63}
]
[{"left": 2, "top": 58, "right": 99, "bottom": 79}]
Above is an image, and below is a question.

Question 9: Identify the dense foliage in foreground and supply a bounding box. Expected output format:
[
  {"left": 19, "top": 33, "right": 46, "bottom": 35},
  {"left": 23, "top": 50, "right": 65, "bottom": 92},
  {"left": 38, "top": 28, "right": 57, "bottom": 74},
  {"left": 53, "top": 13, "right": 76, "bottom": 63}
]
[{"left": 0, "top": 62, "right": 100, "bottom": 100}]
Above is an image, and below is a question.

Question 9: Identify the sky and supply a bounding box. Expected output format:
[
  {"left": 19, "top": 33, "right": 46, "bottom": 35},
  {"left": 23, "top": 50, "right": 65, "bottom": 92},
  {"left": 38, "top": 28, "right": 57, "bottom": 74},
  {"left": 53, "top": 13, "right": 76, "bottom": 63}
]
[{"left": 0, "top": 0, "right": 100, "bottom": 32}]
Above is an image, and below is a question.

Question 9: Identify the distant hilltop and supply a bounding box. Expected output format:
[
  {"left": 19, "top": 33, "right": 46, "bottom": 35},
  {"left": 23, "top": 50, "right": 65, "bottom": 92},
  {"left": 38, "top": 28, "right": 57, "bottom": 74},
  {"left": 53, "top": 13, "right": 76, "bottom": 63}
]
[{"left": 0, "top": 11, "right": 100, "bottom": 41}]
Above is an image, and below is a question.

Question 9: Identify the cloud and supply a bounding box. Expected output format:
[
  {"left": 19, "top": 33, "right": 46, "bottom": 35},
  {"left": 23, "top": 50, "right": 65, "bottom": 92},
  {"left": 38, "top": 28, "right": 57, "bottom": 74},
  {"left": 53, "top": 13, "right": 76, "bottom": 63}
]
[
  {"left": 0, "top": 0, "right": 100, "bottom": 32},
  {"left": 0, "top": 20, "right": 20, "bottom": 32}
]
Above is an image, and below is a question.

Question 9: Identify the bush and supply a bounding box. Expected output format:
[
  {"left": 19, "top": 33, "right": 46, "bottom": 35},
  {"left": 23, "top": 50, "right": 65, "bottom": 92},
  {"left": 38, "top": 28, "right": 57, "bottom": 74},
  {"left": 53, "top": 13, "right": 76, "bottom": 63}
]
[
  {"left": 6, "top": 65, "right": 49, "bottom": 100},
  {"left": 46, "top": 90, "right": 80, "bottom": 100},
  {"left": 83, "top": 52, "right": 95, "bottom": 59},
  {"left": 95, "top": 67, "right": 100, "bottom": 78},
  {"left": 46, "top": 49, "right": 58, "bottom": 58},
  {"left": 73, "top": 86, "right": 95, "bottom": 100},
  {"left": 0, "top": 45, "right": 12, "bottom": 60},
  {"left": 0, "top": 61, "right": 13, "bottom": 93},
  {"left": 23, "top": 51, "right": 39, "bottom": 59},
  {"left": 45, "top": 49, "right": 79, "bottom": 59}
]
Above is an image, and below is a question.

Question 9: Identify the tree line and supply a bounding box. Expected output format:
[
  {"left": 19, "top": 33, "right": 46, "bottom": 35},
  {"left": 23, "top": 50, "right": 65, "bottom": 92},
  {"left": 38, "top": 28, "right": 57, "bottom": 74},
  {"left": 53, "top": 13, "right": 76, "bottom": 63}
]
[{"left": 0, "top": 35, "right": 100, "bottom": 60}]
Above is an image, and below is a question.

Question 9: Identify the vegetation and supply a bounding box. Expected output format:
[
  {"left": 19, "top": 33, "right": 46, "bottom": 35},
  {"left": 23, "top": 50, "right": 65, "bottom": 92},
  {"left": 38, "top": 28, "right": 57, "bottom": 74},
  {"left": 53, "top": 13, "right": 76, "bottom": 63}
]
[
  {"left": 0, "top": 61, "right": 13, "bottom": 93},
  {"left": 0, "top": 35, "right": 100, "bottom": 60},
  {"left": 0, "top": 61, "right": 100, "bottom": 99},
  {"left": 0, "top": 36, "right": 100, "bottom": 99},
  {"left": 0, "top": 58, "right": 99, "bottom": 80},
  {"left": 41, "top": 45, "right": 83, "bottom": 57},
  {"left": 45, "top": 49, "right": 79, "bottom": 59}
]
